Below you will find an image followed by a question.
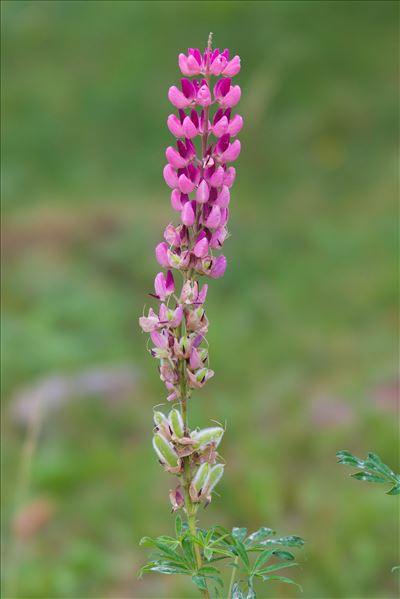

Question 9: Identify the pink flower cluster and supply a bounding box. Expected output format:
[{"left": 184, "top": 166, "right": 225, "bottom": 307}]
[{"left": 140, "top": 42, "right": 242, "bottom": 404}]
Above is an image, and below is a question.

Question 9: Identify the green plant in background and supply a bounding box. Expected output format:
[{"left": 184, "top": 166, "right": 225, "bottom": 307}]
[
  {"left": 337, "top": 450, "right": 400, "bottom": 572},
  {"left": 138, "top": 35, "right": 303, "bottom": 598},
  {"left": 336, "top": 451, "right": 400, "bottom": 495}
]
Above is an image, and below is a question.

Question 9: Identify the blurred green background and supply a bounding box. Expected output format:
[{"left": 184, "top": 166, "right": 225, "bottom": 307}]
[{"left": 1, "top": 1, "right": 398, "bottom": 597}]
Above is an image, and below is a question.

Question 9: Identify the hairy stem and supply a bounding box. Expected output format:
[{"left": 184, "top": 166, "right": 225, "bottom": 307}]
[
  {"left": 178, "top": 316, "right": 209, "bottom": 598},
  {"left": 227, "top": 555, "right": 239, "bottom": 598}
]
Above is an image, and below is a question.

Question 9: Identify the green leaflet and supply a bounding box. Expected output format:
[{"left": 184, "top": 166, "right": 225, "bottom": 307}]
[
  {"left": 261, "top": 574, "right": 303, "bottom": 591},
  {"left": 337, "top": 450, "right": 400, "bottom": 495}
]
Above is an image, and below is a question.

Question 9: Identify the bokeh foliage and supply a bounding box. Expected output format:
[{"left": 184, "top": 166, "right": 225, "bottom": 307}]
[{"left": 1, "top": 1, "right": 398, "bottom": 597}]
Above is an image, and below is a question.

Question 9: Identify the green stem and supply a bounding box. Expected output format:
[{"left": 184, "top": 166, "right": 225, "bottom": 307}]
[
  {"left": 178, "top": 323, "right": 210, "bottom": 598},
  {"left": 227, "top": 556, "right": 239, "bottom": 599}
]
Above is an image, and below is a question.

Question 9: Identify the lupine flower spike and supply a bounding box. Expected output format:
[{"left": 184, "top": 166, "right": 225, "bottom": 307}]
[{"left": 139, "top": 34, "right": 303, "bottom": 599}]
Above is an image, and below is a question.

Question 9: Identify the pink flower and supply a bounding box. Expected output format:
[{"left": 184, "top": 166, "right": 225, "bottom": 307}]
[
  {"left": 222, "top": 55, "right": 241, "bottom": 77},
  {"left": 216, "top": 186, "right": 230, "bottom": 208},
  {"left": 178, "top": 50, "right": 202, "bottom": 76},
  {"left": 207, "top": 165, "right": 225, "bottom": 188},
  {"left": 155, "top": 242, "right": 170, "bottom": 267},
  {"left": 168, "top": 78, "right": 196, "bottom": 108},
  {"left": 154, "top": 271, "right": 175, "bottom": 300},
  {"left": 212, "top": 115, "right": 229, "bottom": 138},
  {"left": 170, "top": 189, "right": 183, "bottom": 211},
  {"left": 164, "top": 224, "right": 181, "bottom": 246},
  {"left": 223, "top": 167, "right": 236, "bottom": 187},
  {"left": 193, "top": 233, "right": 209, "bottom": 258},
  {"left": 205, "top": 205, "right": 221, "bottom": 229},
  {"left": 220, "top": 140, "right": 241, "bottom": 163},
  {"left": 210, "top": 255, "right": 227, "bottom": 278},
  {"left": 142, "top": 39, "right": 242, "bottom": 441},
  {"left": 227, "top": 114, "right": 243, "bottom": 136},
  {"left": 159, "top": 303, "right": 183, "bottom": 328},
  {"left": 178, "top": 174, "right": 195, "bottom": 194},
  {"left": 195, "top": 179, "right": 210, "bottom": 204},
  {"left": 181, "top": 201, "right": 196, "bottom": 226},
  {"left": 182, "top": 116, "right": 198, "bottom": 138},
  {"left": 139, "top": 308, "right": 159, "bottom": 333},
  {"left": 163, "top": 164, "right": 179, "bottom": 188},
  {"left": 197, "top": 84, "right": 212, "bottom": 107},
  {"left": 189, "top": 347, "right": 203, "bottom": 370},
  {"left": 210, "top": 226, "right": 228, "bottom": 249}
]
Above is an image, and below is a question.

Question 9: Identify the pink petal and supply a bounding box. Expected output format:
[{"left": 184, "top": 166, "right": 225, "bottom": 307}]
[
  {"left": 181, "top": 201, "right": 195, "bottom": 226},
  {"left": 227, "top": 114, "right": 243, "bottom": 136},
  {"left": 155, "top": 242, "right": 170, "bottom": 267},
  {"left": 178, "top": 173, "right": 195, "bottom": 194},
  {"left": 167, "top": 114, "right": 184, "bottom": 137},
  {"left": 205, "top": 205, "right": 221, "bottom": 228},
  {"left": 195, "top": 179, "right": 210, "bottom": 204},
  {"left": 168, "top": 86, "right": 191, "bottom": 109},
  {"left": 222, "top": 55, "right": 241, "bottom": 77},
  {"left": 220, "top": 140, "right": 241, "bottom": 163},
  {"left": 197, "top": 84, "right": 212, "bottom": 107},
  {"left": 166, "top": 146, "right": 187, "bottom": 169},
  {"left": 163, "top": 164, "right": 179, "bottom": 188},
  {"left": 193, "top": 237, "right": 209, "bottom": 258},
  {"left": 182, "top": 116, "right": 198, "bottom": 139},
  {"left": 215, "top": 185, "right": 230, "bottom": 208}
]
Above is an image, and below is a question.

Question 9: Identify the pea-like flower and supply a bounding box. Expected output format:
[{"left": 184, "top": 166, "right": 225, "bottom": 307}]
[{"left": 140, "top": 36, "right": 242, "bottom": 513}]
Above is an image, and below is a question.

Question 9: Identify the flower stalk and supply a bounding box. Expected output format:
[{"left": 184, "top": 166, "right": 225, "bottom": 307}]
[
  {"left": 139, "top": 35, "right": 304, "bottom": 599},
  {"left": 139, "top": 33, "right": 241, "bottom": 595}
]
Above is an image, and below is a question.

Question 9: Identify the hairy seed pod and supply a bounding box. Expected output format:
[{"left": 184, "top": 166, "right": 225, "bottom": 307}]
[
  {"left": 189, "top": 462, "right": 210, "bottom": 502},
  {"left": 152, "top": 433, "right": 180, "bottom": 470},
  {"left": 153, "top": 410, "right": 171, "bottom": 436},
  {"left": 168, "top": 408, "right": 185, "bottom": 438},
  {"left": 191, "top": 427, "right": 224, "bottom": 449},
  {"left": 203, "top": 464, "right": 224, "bottom": 497}
]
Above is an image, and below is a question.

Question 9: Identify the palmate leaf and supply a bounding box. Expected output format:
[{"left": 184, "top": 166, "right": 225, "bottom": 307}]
[
  {"left": 337, "top": 450, "right": 400, "bottom": 495},
  {"left": 139, "top": 523, "right": 304, "bottom": 596}
]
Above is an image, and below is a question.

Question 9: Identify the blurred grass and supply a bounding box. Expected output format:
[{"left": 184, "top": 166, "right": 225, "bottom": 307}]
[{"left": 1, "top": 1, "right": 399, "bottom": 598}]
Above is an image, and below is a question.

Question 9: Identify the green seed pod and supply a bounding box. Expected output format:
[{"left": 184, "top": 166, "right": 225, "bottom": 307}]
[
  {"left": 152, "top": 433, "right": 179, "bottom": 469},
  {"left": 153, "top": 410, "right": 169, "bottom": 428},
  {"left": 204, "top": 464, "right": 224, "bottom": 496},
  {"left": 168, "top": 408, "right": 185, "bottom": 438},
  {"left": 189, "top": 463, "right": 210, "bottom": 502},
  {"left": 153, "top": 410, "right": 171, "bottom": 438},
  {"left": 191, "top": 427, "right": 224, "bottom": 449}
]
